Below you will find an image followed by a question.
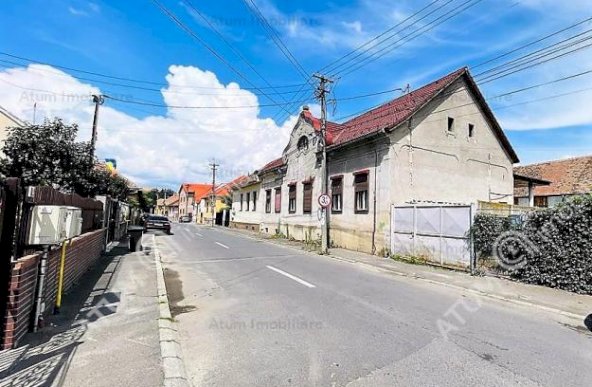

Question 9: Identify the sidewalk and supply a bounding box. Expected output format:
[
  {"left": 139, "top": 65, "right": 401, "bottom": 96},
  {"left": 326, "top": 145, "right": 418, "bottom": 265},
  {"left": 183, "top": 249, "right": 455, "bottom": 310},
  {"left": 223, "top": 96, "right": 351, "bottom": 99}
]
[
  {"left": 0, "top": 238, "right": 163, "bottom": 387},
  {"left": 219, "top": 226, "right": 592, "bottom": 322}
]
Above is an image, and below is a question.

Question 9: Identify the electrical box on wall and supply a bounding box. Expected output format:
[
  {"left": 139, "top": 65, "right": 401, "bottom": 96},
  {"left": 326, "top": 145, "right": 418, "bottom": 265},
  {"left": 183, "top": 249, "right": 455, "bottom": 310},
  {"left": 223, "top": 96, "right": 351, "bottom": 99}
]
[
  {"left": 27, "top": 205, "right": 83, "bottom": 245},
  {"left": 63, "top": 206, "right": 83, "bottom": 239}
]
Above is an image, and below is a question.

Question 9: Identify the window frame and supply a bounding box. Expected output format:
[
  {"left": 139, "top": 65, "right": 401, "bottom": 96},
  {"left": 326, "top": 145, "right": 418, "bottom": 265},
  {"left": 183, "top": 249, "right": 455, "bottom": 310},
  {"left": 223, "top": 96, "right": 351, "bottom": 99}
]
[
  {"left": 240, "top": 193, "right": 243, "bottom": 211},
  {"left": 330, "top": 176, "right": 343, "bottom": 214},
  {"left": 246, "top": 192, "right": 250, "bottom": 211},
  {"left": 353, "top": 171, "right": 369, "bottom": 214},
  {"left": 468, "top": 123, "right": 475, "bottom": 138},
  {"left": 288, "top": 184, "right": 297, "bottom": 213},
  {"left": 297, "top": 135, "right": 309, "bottom": 151},
  {"left": 265, "top": 189, "right": 272, "bottom": 213},
  {"left": 252, "top": 191, "right": 257, "bottom": 211},
  {"left": 302, "top": 181, "right": 313, "bottom": 214},
  {"left": 274, "top": 187, "right": 281, "bottom": 213},
  {"left": 447, "top": 116, "right": 455, "bottom": 132}
]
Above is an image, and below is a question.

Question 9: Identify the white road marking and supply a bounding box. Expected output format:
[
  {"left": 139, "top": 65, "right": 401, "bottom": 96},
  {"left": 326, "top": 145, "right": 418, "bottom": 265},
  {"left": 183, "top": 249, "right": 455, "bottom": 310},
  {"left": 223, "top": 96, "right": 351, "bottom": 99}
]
[
  {"left": 266, "top": 265, "right": 316, "bottom": 288},
  {"left": 215, "top": 242, "right": 229, "bottom": 249},
  {"left": 195, "top": 232, "right": 203, "bottom": 237}
]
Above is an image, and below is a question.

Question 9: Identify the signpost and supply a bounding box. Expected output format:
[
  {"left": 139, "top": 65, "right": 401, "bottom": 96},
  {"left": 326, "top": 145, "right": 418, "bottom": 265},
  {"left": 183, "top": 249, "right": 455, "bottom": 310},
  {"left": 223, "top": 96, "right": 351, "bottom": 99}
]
[{"left": 318, "top": 193, "right": 331, "bottom": 208}]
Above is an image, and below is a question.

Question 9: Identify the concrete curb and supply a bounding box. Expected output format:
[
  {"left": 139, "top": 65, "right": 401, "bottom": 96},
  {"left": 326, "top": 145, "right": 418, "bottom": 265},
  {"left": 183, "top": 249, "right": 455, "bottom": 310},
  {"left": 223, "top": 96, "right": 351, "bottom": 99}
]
[
  {"left": 215, "top": 226, "right": 588, "bottom": 321},
  {"left": 326, "top": 254, "right": 588, "bottom": 321},
  {"left": 153, "top": 235, "right": 192, "bottom": 387}
]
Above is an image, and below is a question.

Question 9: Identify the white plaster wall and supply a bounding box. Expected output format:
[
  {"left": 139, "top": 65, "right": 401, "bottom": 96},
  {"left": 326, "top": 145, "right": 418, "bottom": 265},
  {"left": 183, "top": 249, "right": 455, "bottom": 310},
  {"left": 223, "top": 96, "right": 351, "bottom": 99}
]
[
  {"left": 231, "top": 182, "right": 263, "bottom": 227},
  {"left": 390, "top": 77, "right": 515, "bottom": 206}
]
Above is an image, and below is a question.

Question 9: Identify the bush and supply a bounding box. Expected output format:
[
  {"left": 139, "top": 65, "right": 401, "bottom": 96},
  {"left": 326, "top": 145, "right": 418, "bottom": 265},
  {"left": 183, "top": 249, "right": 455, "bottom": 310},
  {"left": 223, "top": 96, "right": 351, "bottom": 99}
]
[
  {"left": 514, "top": 195, "right": 592, "bottom": 294},
  {"left": 470, "top": 213, "right": 512, "bottom": 259}
]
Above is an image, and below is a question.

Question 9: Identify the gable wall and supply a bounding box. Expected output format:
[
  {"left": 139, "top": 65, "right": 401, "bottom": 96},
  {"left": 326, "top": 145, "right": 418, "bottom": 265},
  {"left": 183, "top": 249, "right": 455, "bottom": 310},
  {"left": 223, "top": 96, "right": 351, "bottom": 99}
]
[{"left": 389, "top": 77, "right": 514, "bottom": 205}]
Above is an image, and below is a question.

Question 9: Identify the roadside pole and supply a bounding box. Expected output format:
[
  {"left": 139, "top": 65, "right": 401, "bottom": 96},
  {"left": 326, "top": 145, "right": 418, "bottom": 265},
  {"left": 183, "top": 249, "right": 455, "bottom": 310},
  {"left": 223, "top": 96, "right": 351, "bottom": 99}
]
[
  {"left": 313, "top": 74, "right": 333, "bottom": 254},
  {"left": 209, "top": 160, "right": 219, "bottom": 227},
  {"left": 90, "top": 94, "right": 104, "bottom": 161}
]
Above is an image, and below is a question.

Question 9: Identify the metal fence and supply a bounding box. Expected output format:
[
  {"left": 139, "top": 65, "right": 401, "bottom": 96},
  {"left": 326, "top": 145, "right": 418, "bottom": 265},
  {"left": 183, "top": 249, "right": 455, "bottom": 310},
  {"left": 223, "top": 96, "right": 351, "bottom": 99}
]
[{"left": 391, "top": 205, "right": 474, "bottom": 269}]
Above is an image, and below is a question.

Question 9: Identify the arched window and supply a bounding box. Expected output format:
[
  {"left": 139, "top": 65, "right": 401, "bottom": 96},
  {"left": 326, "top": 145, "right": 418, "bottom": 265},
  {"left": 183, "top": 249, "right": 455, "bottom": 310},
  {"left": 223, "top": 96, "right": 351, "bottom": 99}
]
[{"left": 297, "top": 135, "right": 309, "bottom": 151}]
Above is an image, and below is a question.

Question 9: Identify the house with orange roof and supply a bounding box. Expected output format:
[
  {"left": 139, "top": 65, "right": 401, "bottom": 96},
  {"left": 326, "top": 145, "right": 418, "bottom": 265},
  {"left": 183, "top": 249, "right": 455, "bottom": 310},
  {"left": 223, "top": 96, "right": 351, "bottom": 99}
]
[
  {"left": 178, "top": 183, "right": 211, "bottom": 221},
  {"left": 514, "top": 156, "right": 592, "bottom": 207},
  {"left": 196, "top": 175, "right": 248, "bottom": 225},
  {"left": 230, "top": 67, "right": 520, "bottom": 266}
]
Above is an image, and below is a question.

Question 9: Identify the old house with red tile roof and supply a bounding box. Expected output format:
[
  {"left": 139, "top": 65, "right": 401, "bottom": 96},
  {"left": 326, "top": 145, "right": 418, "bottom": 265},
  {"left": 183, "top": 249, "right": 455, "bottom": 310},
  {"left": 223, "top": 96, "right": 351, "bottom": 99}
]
[
  {"left": 230, "top": 68, "right": 519, "bottom": 257},
  {"left": 514, "top": 156, "right": 592, "bottom": 207},
  {"left": 178, "top": 183, "right": 211, "bottom": 220},
  {"left": 196, "top": 175, "right": 249, "bottom": 225}
]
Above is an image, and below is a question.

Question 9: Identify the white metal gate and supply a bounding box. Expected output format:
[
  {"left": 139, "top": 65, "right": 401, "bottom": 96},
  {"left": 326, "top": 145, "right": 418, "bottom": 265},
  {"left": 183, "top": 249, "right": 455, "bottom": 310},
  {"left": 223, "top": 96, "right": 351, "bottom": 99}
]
[{"left": 391, "top": 205, "right": 474, "bottom": 268}]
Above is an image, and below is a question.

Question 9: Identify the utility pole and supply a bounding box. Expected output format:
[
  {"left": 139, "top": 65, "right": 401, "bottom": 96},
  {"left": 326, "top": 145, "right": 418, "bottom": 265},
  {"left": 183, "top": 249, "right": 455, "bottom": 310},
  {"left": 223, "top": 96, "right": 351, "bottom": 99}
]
[
  {"left": 90, "top": 94, "right": 105, "bottom": 161},
  {"left": 209, "top": 160, "right": 219, "bottom": 227},
  {"left": 313, "top": 73, "right": 333, "bottom": 254}
]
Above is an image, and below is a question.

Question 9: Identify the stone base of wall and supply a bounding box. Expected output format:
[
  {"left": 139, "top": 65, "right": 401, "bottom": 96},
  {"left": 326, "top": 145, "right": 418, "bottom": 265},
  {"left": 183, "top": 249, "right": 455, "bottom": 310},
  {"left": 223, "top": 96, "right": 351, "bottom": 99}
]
[
  {"left": 2, "top": 229, "right": 106, "bottom": 349},
  {"left": 329, "top": 226, "right": 383, "bottom": 255},
  {"left": 229, "top": 221, "right": 260, "bottom": 232}
]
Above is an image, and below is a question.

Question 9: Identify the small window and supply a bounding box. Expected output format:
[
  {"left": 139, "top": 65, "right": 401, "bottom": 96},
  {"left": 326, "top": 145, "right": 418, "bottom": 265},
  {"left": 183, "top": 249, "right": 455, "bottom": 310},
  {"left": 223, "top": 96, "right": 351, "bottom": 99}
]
[
  {"left": 274, "top": 187, "right": 281, "bottom": 213},
  {"left": 288, "top": 184, "right": 296, "bottom": 213},
  {"left": 265, "top": 189, "right": 271, "bottom": 213},
  {"left": 468, "top": 123, "right": 475, "bottom": 137},
  {"left": 246, "top": 192, "right": 250, "bottom": 211},
  {"left": 303, "top": 182, "right": 312, "bottom": 214},
  {"left": 331, "top": 177, "right": 343, "bottom": 213},
  {"left": 354, "top": 173, "right": 369, "bottom": 213},
  {"left": 252, "top": 191, "right": 257, "bottom": 211},
  {"left": 297, "top": 136, "right": 309, "bottom": 151},
  {"left": 534, "top": 196, "right": 548, "bottom": 208},
  {"left": 240, "top": 193, "right": 243, "bottom": 211},
  {"left": 447, "top": 117, "right": 455, "bottom": 132}
]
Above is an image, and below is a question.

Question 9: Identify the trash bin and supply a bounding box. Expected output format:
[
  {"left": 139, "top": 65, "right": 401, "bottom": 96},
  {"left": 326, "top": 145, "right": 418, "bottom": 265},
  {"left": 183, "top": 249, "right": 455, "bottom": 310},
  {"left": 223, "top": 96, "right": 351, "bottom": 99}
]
[{"left": 128, "top": 226, "right": 144, "bottom": 252}]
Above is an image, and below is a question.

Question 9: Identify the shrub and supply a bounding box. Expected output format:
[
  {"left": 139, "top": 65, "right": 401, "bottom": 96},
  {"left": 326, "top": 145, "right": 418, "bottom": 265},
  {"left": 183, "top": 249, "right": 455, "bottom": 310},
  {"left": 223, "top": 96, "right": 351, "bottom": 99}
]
[
  {"left": 470, "top": 213, "right": 512, "bottom": 259},
  {"left": 514, "top": 195, "right": 592, "bottom": 294}
]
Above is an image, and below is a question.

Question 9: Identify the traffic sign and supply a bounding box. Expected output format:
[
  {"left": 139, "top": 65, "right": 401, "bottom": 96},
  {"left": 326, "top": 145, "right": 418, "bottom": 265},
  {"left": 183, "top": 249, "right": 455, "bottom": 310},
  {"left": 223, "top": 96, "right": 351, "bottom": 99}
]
[{"left": 318, "top": 193, "right": 331, "bottom": 208}]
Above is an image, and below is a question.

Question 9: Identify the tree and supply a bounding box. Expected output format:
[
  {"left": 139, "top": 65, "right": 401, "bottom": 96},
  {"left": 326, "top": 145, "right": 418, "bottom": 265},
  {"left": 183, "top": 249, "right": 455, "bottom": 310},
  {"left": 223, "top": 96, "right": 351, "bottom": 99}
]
[{"left": 0, "top": 118, "right": 129, "bottom": 200}]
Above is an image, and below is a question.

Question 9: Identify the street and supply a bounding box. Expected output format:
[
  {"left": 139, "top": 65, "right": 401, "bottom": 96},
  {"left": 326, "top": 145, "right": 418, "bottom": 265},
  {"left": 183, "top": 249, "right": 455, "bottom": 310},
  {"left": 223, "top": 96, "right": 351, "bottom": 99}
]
[{"left": 155, "top": 223, "right": 592, "bottom": 387}]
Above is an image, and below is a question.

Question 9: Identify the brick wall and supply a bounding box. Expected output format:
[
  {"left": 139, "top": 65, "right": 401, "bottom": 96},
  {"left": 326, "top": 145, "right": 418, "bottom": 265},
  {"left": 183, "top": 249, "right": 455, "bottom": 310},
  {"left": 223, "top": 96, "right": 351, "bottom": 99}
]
[{"left": 1, "top": 229, "right": 106, "bottom": 349}]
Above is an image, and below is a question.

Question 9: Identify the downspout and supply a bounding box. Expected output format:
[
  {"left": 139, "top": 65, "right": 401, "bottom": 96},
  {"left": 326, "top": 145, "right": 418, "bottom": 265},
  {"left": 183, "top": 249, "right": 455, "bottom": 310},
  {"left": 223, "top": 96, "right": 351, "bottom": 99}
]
[
  {"left": 371, "top": 149, "right": 378, "bottom": 255},
  {"left": 33, "top": 245, "right": 50, "bottom": 332}
]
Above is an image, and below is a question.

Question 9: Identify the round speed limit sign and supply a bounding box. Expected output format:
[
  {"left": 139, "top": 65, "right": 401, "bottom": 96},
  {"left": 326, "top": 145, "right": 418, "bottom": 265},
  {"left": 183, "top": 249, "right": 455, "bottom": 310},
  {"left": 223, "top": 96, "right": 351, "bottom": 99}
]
[{"left": 318, "top": 193, "right": 331, "bottom": 208}]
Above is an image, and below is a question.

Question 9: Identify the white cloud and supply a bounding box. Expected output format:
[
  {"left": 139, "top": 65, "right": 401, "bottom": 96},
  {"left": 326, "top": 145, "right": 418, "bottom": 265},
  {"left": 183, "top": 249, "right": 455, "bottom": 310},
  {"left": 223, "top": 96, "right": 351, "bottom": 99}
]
[
  {"left": 68, "top": 6, "right": 88, "bottom": 17},
  {"left": 0, "top": 65, "right": 302, "bottom": 188}
]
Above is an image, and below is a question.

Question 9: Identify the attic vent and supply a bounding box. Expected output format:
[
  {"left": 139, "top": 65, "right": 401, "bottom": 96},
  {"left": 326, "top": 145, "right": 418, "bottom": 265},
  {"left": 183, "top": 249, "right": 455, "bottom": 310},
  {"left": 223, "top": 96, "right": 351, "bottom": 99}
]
[
  {"left": 447, "top": 117, "right": 455, "bottom": 132},
  {"left": 297, "top": 136, "right": 309, "bottom": 151}
]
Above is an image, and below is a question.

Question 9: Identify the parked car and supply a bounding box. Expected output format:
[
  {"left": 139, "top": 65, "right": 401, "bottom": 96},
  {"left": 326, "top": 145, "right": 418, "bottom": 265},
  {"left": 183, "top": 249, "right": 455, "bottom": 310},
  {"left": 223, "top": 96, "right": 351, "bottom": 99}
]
[
  {"left": 179, "top": 215, "right": 192, "bottom": 223},
  {"left": 144, "top": 215, "right": 171, "bottom": 234}
]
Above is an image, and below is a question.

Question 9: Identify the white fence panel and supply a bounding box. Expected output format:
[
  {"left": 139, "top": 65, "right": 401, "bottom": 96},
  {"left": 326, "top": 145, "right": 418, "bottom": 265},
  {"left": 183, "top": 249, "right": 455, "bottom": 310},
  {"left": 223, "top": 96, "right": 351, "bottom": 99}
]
[{"left": 391, "top": 205, "right": 473, "bottom": 268}]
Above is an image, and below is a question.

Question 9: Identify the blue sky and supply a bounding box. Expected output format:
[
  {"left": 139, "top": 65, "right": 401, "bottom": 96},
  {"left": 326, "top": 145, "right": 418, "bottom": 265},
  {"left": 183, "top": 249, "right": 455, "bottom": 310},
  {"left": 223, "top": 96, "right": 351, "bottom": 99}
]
[{"left": 0, "top": 0, "right": 591, "bottom": 187}]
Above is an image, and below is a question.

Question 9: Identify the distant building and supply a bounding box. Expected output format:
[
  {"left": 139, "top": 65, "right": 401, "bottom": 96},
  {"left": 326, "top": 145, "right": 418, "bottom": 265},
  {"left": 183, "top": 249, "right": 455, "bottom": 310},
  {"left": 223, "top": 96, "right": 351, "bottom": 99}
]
[
  {"left": 178, "top": 183, "right": 211, "bottom": 220},
  {"left": 514, "top": 156, "right": 592, "bottom": 207},
  {"left": 156, "top": 194, "right": 180, "bottom": 220},
  {"left": 0, "top": 105, "right": 25, "bottom": 152}
]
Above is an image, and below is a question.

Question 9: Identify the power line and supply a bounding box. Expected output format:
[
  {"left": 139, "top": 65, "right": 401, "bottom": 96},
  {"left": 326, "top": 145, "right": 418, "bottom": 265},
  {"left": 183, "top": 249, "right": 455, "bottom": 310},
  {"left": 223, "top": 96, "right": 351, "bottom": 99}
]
[
  {"left": 334, "top": 0, "right": 485, "bottom": 78},
  {"left": 476, "top": 39, "right": 592, "bottom": 84},
  {"left": 323, "top": 0, "right": 454, "bottom": 75},
  {"left": 150, "top": 0, "right": 292, "bottom": 115},
  {"left": 471, "top": 16, "right": 592, "bottom": 70},
  {"left": 0, "top": 58, "right": 304, "bottom": 97},
  {"left": 183, "top": 0, "right": 290, "bottom": 104},
  {"left": 474, "top": 28, "right": 592, "bottom": 79},
  {"left": 240, "top": 0, "right": 311, "bottom": 82},
  {"left": 0, "top": 51, "right": 307, "bottom": 91}
]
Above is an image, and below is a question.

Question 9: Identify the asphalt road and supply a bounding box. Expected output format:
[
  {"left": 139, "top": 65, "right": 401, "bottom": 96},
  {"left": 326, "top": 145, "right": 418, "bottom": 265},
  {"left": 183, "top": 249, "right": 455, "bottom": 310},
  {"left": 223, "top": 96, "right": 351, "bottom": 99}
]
[{"left": 155, "top": 223, "right": 592, "bottom": 387}]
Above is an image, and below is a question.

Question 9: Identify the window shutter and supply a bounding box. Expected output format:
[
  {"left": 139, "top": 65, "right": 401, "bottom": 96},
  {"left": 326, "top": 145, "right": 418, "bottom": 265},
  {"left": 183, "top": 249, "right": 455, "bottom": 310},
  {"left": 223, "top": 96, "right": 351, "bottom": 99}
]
[
  {"left": 274, "top": 188, "right": 281, "bottom": 213},
  {"left": 303, "top": 182, "right": 312, "bottom": 213},
  {"left": 354, "top": 173, "right": 368, "bottom": 192}
]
